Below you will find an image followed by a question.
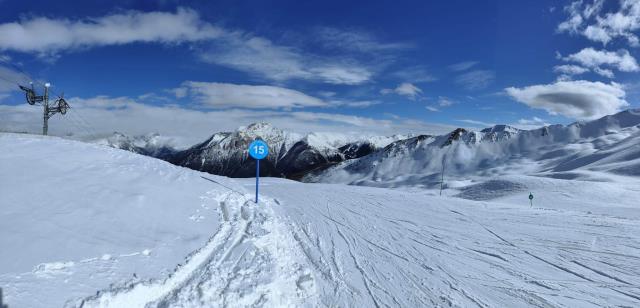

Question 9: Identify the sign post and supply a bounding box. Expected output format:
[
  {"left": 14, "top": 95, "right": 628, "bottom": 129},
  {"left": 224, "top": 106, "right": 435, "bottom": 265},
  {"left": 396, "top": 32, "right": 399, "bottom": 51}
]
[
  {"left": 529, "top": 192, "right": 534, "bottom": 207},
  {"left": 248, "top": 140, "right": 269, "bottom": 203}
]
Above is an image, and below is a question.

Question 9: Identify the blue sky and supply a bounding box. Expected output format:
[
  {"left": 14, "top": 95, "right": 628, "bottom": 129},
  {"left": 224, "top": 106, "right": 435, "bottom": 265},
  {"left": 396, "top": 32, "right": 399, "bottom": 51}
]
[{"left": 1, "top": 0, "right": 639, "bottom": 143}]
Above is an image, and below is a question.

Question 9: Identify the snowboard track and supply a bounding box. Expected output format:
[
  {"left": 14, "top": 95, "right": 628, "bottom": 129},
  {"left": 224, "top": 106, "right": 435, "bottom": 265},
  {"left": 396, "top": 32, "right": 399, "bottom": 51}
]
[{"left": 74, "top": 188, "right": 317, "bottom": 308}]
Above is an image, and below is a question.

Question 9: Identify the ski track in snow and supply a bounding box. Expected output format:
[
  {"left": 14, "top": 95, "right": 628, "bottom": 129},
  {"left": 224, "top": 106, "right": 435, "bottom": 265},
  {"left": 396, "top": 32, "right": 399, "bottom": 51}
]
[
  {"left": 76, "top": 186, "right": 318, "bottom": 308},
  {"left": 254, "top": 178, "right": 640, "bottom": 308},
  {"left": 79, "top": 178, "right": 640, "bottom": 307}
]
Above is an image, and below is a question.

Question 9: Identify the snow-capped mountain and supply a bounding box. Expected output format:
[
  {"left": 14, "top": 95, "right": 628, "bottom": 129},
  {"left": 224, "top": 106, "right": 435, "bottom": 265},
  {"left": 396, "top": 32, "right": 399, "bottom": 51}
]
[
  {"left": 305, "top": 109, "right": 640, "bottom": 187},
  {"left": 165, "top": 123, "right": 407, "bottom": 178},
  {"left": 93, "top": 132, "right": 177, "bottom": 159}
]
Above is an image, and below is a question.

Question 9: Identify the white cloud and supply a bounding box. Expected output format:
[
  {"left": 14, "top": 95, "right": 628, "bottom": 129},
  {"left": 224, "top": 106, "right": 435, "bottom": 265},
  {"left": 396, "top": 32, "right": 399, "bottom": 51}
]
[
  {"left": 505, "top": 80, "right": 628, "bottom": 120},
  {"left": 0, "top": 8, "right": 221, "bottom": 54},
  {"left": 200, "top": 35, "right": 373, "bottom": 85},
  {"left": 395, "top": 83, "right": 423, "bottom": 98},
  {"left": 583, "top": 0, "right": 605, "bottom": 19},
  {"left": 175, "top": 82, "right": 328, "bottom": 109},
  {"left": 553, "top": 64, "right": 589, "bottom": 75},
  {"left": 0, "top": 65, "right": 30, "bottom": 93},
  {"left": 169, "top": 87, "right": 188, "bottom": 99},
  {"left": 556, "top": 74, "right": 573, "bottom": 82},
  {"left": 455, "top": 70, "right": 495, "bottom": 90},
  {"left": 174, "top": 81, "right": 376, "bottom": 109},
  {"left": 0, "top": 9, "right": 379, "bottom": 85},
  {"left": 448, "top": 61, "right": 478, "bottom": 72},
  {"left": 518, "top": 116, "right": 547, "bottom": 125},
  {"left": 557, "top": 1, "right": 584, "bottom": 33},
  {"left": 389, "top": 66, "right": 437, "bottom": 83},
  {"left": 554, "top": 48, "right": 639, "bottom": 79},
  {"left": 594, "top": 67, "right": 615, "bottom": 78},
  {"left": 380, "top": 82, "right": 423, "bottom": 100},
  {"left": 514, "top": 117, "right": 550, "bottom": 130},
  {"left": 311, "top": 64, "right": 373, "bottom": 85},
  {"left": 437, "top": 96, "right": 455, "bottom": 107},
  {"left": 317, "top": 91, "right": 336, "bottom": 98},
  {"left": 558, "top": 13, "right": 583, "bottom": 34},
  {"left": 558, "top": 0, "right": 640, "bottom": 46},
  {"left": 584, "top": 24, "right": 612, "bottom": 43},
  {"left": 562, "top": 48, "right": 640, "bottom": 73},
  {"left": 425, "top": 96, "right": 455, "bottom": 112},
  {"left": 331, "top": 100, "right": 380, "bottom": 108},
  {"left": 457, "top": 119, "right": 495, "bottom": 127},
  {"left": 0, "top": 96, "right": 455, "bottom": 146},
  {"left": 314, "top": 27, "right": 411, "bottom": 52}
]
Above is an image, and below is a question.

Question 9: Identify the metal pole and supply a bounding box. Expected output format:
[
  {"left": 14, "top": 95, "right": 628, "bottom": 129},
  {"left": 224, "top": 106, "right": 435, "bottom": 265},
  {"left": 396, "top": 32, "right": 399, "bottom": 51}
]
[
  {"left": 440, "top": 155, "right": 445, "bottom": 196},
  {"left": 43, "top": 83, "right": 49, "bottom": 135},
  {"left": 255, "top": 159, "right": 260, "bottom": 203}
]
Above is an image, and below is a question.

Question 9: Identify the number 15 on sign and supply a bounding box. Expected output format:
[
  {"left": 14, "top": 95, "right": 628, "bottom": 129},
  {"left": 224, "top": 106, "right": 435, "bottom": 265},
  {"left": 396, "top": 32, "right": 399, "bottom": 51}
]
[{"left": 248, "top": 140, "right": 269, "bottom": 203}]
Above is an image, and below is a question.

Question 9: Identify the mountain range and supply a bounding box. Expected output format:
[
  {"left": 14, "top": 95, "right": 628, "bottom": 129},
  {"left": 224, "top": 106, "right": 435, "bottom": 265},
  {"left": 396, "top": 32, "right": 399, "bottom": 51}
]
[
  {"left": 98, "top": 123, "right": 409, "bottom": 179},
  {"left": 97, "top": 109, "right": 640, "bottom": 186},
  {"left": 306, "top": 109, "right": 640, "bottom": 188}
]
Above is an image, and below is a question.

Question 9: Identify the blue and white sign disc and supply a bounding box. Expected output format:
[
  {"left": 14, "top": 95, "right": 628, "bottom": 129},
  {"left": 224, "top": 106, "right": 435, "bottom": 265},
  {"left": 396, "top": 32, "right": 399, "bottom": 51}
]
[{"left": 248, "top": 140, "right": 269, "bottom": 160}]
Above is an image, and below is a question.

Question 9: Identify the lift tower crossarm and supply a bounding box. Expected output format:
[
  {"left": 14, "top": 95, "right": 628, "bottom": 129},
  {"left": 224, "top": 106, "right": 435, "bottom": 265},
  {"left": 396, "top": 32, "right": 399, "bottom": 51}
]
[{"left": 18, "top": 82, "right": 69, "bottom": 136}]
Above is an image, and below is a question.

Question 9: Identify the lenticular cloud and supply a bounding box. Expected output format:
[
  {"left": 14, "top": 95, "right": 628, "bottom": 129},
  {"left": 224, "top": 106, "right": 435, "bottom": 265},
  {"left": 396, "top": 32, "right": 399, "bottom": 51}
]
[{"left": 505, "top": 80, "right": 628, "bottom": 120}]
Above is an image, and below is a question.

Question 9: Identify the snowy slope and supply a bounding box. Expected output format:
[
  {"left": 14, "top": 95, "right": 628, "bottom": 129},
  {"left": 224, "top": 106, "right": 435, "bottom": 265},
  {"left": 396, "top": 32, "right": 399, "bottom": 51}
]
[
  {"left": 0, "top": 133, "right": 318, "bottom": 307},
  {"left": 0, "top": 134, "right": 291, "bottom": 306},
  {"left": 252, "top": 177, "right": 640, "bottom": 307},
  {"left": 307, "top": 109, "right": 640, "bottom": 188},
  {"left": 2, "top": 132, "right": 640, "bottom": 307}
]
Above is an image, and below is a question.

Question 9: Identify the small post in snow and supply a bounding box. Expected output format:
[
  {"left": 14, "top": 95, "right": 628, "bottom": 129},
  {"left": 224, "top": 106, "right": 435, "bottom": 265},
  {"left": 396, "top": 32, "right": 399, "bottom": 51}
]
[
  {"left": 248, "top": 140, "right": 269, "bottom": 203},
  {"left": 529, "top": 192, "right": 534, "bottom": 207}
]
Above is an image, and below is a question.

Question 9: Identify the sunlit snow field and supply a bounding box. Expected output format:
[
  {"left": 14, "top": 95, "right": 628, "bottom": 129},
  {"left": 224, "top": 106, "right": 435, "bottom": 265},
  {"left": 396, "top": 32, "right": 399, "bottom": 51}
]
[{"left": 1, "top": 133, "right": 640, "bottom": 307}]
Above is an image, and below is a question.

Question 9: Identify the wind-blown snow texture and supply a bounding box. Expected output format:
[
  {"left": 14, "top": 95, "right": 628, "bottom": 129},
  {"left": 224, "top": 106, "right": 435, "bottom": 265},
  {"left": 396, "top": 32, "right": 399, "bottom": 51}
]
[{"left": 1, "top": 107, "right": 640, "bottom": 307}]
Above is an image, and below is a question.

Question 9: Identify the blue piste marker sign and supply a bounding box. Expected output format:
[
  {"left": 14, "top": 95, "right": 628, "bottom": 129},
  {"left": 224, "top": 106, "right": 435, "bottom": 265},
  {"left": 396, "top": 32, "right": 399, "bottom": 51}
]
[{"left": 248, "top": 140, "right": 269, "bottom": 203}]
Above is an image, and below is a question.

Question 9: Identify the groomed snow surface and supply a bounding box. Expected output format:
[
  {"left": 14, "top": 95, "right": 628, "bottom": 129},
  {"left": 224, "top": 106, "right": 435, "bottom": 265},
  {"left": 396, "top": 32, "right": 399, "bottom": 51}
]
[{"left": 1, "top": 133, "right": 640, "bottom": 307}]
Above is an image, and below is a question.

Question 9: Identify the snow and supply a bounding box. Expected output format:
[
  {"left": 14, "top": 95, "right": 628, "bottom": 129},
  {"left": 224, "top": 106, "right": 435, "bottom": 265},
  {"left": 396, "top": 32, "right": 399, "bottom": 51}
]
[
  {"left": 2, "top": 130, "right": 640, "bottom": 307},
  {"left": 78, "top": 191, "right": 317, "bottom": 308},
  {"left": 252, "top": 177, "right": 640, "bottom": 307},
  {"left": 307, "top": 109, "right": 640, "bottom": 187},
  {"left": 91, "top": 132, "right": 178, "bottom": 151},
  {"left": 219, "top": 123, "right": 409, "bottom": 153},
  {"left": 0, "top": 133, "right": 231, "bottom": 306},
  {"left": 235, "top": 122, "right": 302, "bottom": 150},
  {"left": 301, "top": 132, "right": 412, "bottom": 150}
]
